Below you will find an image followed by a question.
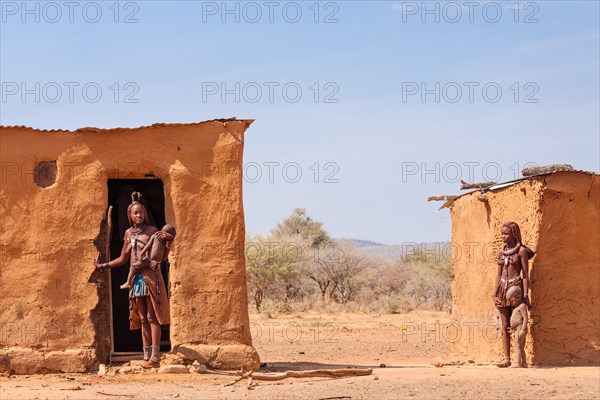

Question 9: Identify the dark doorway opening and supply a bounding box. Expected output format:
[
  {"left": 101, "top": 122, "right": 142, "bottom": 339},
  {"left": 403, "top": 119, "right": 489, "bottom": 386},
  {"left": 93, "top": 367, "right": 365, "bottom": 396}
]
[{"left": 107, "top": 179, "right": 171, "bottom": 354}]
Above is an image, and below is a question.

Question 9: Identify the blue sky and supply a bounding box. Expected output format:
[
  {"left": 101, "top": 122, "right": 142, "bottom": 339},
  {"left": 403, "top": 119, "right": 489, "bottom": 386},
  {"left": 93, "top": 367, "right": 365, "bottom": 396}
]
[{"left": 1, "top": 1, "right": 599, "bottom": 244}]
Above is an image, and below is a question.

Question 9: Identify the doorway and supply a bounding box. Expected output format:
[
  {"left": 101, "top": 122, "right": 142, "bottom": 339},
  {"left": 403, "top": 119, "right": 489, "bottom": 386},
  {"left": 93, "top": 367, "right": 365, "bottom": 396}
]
[{"left": 107, "top": 179, "right": 171, "bottom": 355}]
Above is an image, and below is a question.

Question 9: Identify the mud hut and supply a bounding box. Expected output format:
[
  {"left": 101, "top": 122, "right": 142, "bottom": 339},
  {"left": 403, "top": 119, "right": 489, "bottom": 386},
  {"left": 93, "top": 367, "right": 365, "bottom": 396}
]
[
  {"left": 445, "top": 171, "right": 599, "bottom": 365},
  {"left": 0, "top": 120, "right": 260, "bottom": 374}
]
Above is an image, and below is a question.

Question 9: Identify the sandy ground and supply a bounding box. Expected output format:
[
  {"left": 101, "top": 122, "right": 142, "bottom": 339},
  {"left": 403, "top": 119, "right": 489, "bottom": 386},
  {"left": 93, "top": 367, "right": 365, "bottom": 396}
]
[{"left": 1, "top": 311, "right": 599, "bottom": 400}]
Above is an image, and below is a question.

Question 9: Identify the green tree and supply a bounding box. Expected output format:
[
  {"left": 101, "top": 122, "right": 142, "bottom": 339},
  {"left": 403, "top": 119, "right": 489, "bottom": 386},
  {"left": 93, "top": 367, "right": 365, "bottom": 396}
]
[{"left": 271, "top": 208, "right": 331, "bottom": 248}]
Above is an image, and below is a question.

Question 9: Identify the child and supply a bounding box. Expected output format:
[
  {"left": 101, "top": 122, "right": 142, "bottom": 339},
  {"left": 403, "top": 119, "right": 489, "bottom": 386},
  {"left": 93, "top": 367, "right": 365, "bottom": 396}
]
[
  {"left": 121, "top": 224, "right": 176, "bottom": 289},
  {"left": 506, "top": 285, "right": 528, "bottom": 368}
]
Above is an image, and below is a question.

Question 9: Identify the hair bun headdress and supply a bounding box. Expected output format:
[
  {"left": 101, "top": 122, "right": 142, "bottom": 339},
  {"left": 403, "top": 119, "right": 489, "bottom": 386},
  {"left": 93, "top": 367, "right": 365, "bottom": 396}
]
[{"left": 127, "top": 191, "right": 148, "bottom": 226}]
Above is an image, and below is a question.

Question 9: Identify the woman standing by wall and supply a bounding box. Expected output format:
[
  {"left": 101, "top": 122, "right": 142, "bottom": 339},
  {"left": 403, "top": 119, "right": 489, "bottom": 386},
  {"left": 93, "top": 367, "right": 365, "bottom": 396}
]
[
  {"left": 95, "top": 192, "right": 171, "bottom": 368},
  {"left": 492, "top": 221, "right": 533, "bottom": 368}
]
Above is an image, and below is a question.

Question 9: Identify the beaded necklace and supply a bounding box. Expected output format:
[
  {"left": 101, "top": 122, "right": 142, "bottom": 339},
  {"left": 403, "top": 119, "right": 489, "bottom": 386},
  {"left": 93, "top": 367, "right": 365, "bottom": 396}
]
[
  {"left": 130, "top": 225, "right": 144, "bottom": 264},
  {"left": 501, "top": 242, "right": 521, "bottom": 289}
]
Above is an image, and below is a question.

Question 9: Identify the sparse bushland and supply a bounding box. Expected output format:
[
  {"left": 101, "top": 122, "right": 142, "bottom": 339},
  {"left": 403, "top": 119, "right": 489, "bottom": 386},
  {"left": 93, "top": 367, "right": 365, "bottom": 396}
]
[{"left": 246, "top": 208, "right": 453, "bottom": 315}]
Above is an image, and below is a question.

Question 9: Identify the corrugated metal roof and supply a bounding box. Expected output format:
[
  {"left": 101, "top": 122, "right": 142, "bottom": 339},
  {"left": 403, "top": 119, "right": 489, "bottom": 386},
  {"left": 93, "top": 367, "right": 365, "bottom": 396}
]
[
  {"left": 0, "top": 118, "right": 253, "bottom": 134},
  {"left": 438, "top": 170, "right": 599, "bottom": 210}
]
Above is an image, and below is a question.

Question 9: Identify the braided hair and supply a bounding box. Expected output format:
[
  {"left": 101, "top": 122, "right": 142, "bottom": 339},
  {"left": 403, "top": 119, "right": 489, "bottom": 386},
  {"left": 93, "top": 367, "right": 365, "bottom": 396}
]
[
  {"left": 502, "top": 221, "right": 535, "bottom": 258},
  {"left": 502, "top": 221, "right": 523, "bottom": 244}
]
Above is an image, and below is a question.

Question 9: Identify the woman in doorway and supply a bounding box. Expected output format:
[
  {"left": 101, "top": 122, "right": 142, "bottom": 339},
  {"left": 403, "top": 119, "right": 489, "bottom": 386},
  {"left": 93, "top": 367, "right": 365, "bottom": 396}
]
[
  {"left": 95, "top": 192, "right": 172, "bottom": 368},
  {"left": 492, "top": 221, "right": 533, "bottom": 368}
]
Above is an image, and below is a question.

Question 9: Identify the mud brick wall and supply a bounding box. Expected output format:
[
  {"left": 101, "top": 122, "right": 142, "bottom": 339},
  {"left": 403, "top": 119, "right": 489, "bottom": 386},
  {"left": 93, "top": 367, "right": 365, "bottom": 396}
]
[{"left": 531, "top": 172, "right": 600, "bottom": 364}]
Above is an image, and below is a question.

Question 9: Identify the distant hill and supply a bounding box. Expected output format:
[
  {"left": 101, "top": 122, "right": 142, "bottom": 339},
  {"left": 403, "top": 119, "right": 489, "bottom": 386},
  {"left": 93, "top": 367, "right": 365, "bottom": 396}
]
[
  {"left": 337, "top": 239, "right": 451, "bottom": 263},
  {"left": 336, "top": 238, "right": 385, "bottom": 248},
  {"left": 357, "top": 244, "right": 406, "bottom": 262}
]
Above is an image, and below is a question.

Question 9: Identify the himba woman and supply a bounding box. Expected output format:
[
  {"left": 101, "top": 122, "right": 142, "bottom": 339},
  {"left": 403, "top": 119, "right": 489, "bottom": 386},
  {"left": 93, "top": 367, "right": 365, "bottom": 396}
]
[
  {"left": 492, "top": 221, "right": 534, "bottom": 368},
  {"left": 94, "top": 192, "right": 171, "bottom": 368}
]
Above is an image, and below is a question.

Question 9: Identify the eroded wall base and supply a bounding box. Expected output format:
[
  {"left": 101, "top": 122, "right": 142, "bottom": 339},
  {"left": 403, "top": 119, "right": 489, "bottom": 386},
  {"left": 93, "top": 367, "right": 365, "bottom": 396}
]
[
  {"left": 0, "top": 348, "right": 97, "bottom": 374},
  {"left": 174, "top": 344, "right": 260, "bottom": 371}
]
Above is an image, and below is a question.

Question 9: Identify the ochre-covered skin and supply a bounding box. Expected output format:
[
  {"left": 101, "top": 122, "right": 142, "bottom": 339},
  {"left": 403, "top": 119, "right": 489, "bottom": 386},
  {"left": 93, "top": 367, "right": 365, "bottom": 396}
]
[
  {"left": 448, "top": 172, "right": 599, "bottom": 365},
  {"left": 0, "top": 120, "right": 260, "bottom": 374}
]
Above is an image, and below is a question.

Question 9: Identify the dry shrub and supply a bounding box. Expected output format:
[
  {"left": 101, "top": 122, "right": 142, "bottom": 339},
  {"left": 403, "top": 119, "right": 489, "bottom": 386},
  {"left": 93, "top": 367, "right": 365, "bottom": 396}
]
[{"left": 246, "top": 209, "right": 453, "bottom": 315}]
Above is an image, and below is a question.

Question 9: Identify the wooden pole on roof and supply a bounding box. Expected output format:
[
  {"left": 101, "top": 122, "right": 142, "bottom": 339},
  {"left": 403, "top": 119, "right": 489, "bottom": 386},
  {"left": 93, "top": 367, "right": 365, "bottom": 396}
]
[
  {"left": 460, "top": 179, "right": 497, "bottom": 190},
  {"left": 427, "top": 195, "right": 458, "bottom": 202},
  {"left": 522, "top": 164, "right": 573, "bottom": 176}
]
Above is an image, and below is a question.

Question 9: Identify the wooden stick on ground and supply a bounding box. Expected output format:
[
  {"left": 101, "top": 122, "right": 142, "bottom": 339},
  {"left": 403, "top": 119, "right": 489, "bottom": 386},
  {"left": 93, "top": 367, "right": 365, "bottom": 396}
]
[
  {"left": 246, "top": 368, "right": 373, "bottom": 381},
  {"left": 225, "top": 368, "right": 373, "bottom": 388},
  {"left": 224, "top": 368, "right": 373, "bottom": 388},
  {"left": 224, "top": 371, "right": 253, "bottom": 387},
  {"left": 318, "top": 397, "right": 352, "bottom": 400}
]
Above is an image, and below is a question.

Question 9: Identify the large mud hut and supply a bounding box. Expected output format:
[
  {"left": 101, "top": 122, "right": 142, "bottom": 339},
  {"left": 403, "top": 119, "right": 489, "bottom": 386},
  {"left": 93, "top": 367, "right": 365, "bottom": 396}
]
[{"left": 0, "top": 120, "right": 260, "bottom": 374}]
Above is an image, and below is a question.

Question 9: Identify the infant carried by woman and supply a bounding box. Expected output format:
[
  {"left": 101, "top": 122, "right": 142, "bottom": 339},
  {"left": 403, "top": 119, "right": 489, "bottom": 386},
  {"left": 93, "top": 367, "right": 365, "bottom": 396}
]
[{"left": 121, "top": 224, "right": 176, "bottom": 289}]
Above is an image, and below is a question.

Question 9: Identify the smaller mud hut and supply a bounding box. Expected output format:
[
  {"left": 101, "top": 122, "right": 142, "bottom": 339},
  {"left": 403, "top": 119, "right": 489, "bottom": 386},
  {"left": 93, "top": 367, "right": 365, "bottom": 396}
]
[{"left": 442, "top": 170, "right": 599, "bottom": 365}]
